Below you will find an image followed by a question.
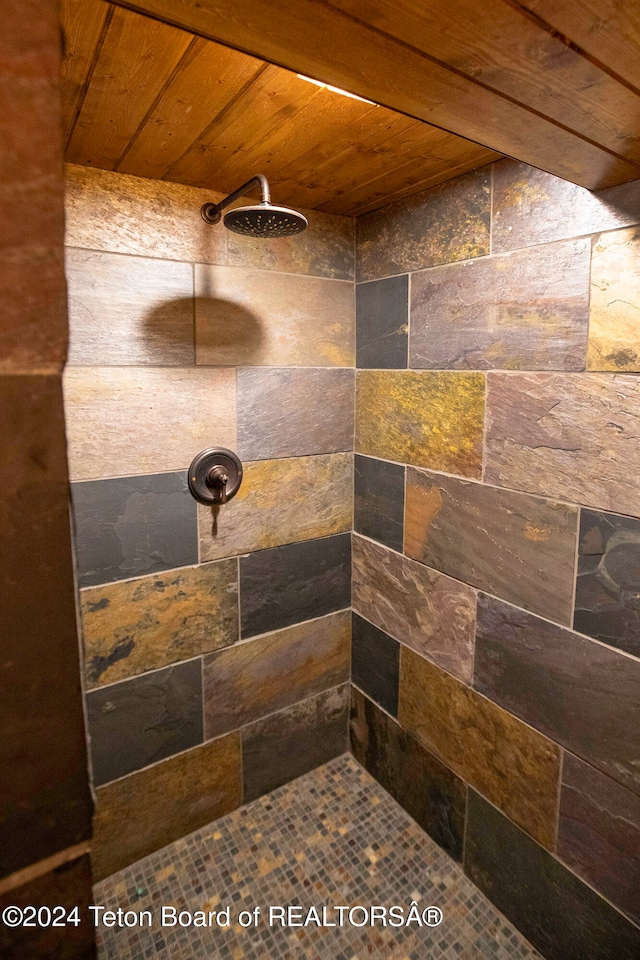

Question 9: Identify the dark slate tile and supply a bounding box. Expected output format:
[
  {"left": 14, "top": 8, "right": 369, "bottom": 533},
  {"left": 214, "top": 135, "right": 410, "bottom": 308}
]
[
  {"left": 356, "top": 275, "right": 408, "bottom": 369},
  {"left": 475, "top": 593, "right": 640, "bottom": 795},
  {"left": 354, "top": 455, "right": 404, "bottom": 552},
  {"left": 240, "top": 534, "right": 351, "bottom": 639},
  {"left": 465, "top": 790, "right": 640, "bottom": 960},
  {"left": 71, "top": 471, "right": 198, "bottom": 588},
  {"left": 86, "top": 659, "right": 203, "bottom": 786},
  {"left": 0, "top": 375, "right": 92, "bottom": 879},
  {"left": 574, "top": 509, "right": 640, "bottom": 657},
  {"left": 237, "top": 368, "right": 354, "bottom": 461},
  {"left": 0, "top": 857, "right": 95, "bottom": 960},
  {"left": 356, "top": 167, "right": 491, "bottom": 282},
  {"left": 350, "top": 688, "right": 466, "bottom": 861},
  {"left": 558, "top": 753, "right": 640, "bottom": 925},
  {"left": 351, "top": 613, "right": 400, "bottom": 716},
  {"left": 242, "top": 685, "right": 349, "bottom": 802}
]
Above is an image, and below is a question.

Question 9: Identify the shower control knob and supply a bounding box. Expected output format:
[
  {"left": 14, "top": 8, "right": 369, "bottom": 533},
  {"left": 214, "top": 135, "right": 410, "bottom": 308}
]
[{"left": 188, "top": 448, "right": 243, "bottom": 505}]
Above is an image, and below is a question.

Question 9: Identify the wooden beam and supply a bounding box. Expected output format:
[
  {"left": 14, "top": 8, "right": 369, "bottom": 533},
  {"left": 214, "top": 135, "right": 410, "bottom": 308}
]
[{"left": 107, "top": 0, "right": 640, "bottom": 188}]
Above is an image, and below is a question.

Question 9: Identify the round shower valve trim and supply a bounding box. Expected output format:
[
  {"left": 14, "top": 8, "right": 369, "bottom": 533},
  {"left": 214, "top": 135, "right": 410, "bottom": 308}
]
[{"left": 188, "top": 448, "right": 243, "bottom": 505}]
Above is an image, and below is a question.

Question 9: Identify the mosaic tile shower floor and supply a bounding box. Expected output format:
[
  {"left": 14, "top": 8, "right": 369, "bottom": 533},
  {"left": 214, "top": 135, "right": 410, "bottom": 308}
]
[{"left": 95, "top": 755, "right": 541, "bottom": 959}]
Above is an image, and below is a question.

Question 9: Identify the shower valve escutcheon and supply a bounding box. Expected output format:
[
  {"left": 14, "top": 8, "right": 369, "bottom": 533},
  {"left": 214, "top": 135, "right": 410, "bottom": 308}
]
[{"left": 188, "top": 448, "right": 243, "bottom": 506}]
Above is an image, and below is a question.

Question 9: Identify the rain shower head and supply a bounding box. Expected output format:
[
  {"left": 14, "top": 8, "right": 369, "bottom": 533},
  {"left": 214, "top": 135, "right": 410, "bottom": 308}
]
[{"left": 201, "top": 175, "right": 308, "bottom": 238}]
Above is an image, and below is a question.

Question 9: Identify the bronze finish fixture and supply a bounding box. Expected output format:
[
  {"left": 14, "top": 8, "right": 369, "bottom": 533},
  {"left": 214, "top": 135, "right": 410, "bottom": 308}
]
[
  {"left": 201, "top": 174, "right": 308, "bottom": 237},
  {"left": 188, "top": 448, "right": 243, "bottom": 505}
]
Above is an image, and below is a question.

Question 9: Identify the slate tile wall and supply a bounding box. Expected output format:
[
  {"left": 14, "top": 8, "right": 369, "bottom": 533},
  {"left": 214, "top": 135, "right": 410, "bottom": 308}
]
[
  {"left": 351, "top": 160, "right": 640, "bottom": 950},
  {"left": 63, "top": 164, "right": 355, "bottom": 879}
]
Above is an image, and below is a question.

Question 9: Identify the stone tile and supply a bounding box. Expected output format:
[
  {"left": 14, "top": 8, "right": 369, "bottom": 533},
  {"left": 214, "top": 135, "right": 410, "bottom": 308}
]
[
  {"left": 356, "top": 167, "right": 491, "bottom": 281},
  {"left": 485, "top": 372, "right": 640, "bottom": 516},
  {"left": 558, "top": 753, "right": 640, "bottom": 925},
  {"left": 475, "top": 593, "right": 640, "bottom": 795},
  {"left": 204, "top": 610, "right": 350, "bottom": 739},
  {"left": 93, "top": 755, "right": 543, "bottom": 960},
  {"left": 405, "top": 468, "right": 577, "bottom": 624},
  {"left": 92, "top": 734, "right": 241, "bottom": 880},
  {"left": 86, "top": 659, "right": 203, "bottom": 786},
  {"left": 465, "top": 790, "right": 640, "bottom": 960},
  {"left": 63, "top": 367, "right": 236, "bottom": 480},
  {"left": 354, "top": 454, "right": 404, "bottom": 552},
  {"left": 492, "top": 158, "right": 640, "bottom": 253},
  {"left": 0, "top": 856, "right": 95, "bottom": 959},
  {"left": 72, "top": 472, "right": 198, "bottom": 588},
  {"left": 242, "top": 685, "right": 349, "bottom": 802},
  {"left": 0, "top": 2, "right": 67, "bottom": 375},
  {"left": 356, "top": 370, "right": 485, "bottom": 477},
  {"left": 589, "top": 226, "right": 640, "bottom": 371},
  {"left": 356, "top": 274, "right": 408, "bottom": 368},
  {"left": 237, "top": 367, "right": 354, "bottom": 461},
  {"left": 228, "top": 207, "right": 354, "bottom": 280},
  {"left": 0, "top": 376, "right": 92, "bottom": 878},
  {"left": 350, "top": 688, "right": 466, "bottom": 861},
  {"left": 240, "top": 534, "right": 351, "bottom": 639},
  {"left": 352, "top": 535, "right": 476, "bottom": 683},
  {"left": 410, "top": 239, "right": 590, "bottom": 370},
  {"left": 574, "top": 509, "right": 640, "bottom": 657},
  {"left": 198, "top": 454, "right": 353, "bottom": 562},
  {"left": 65, "top": 163, "right": 228, "bottom": 265},
  {"left": 66, "top": 249, "right": 194, "bottom": 366},
  {"left": 81, "top": 561, "right": 238, "bottom": 689},
  {"left": 352, "top": 612, "right": 400, "bottom": 716},
  {"left": 399, "top": 646, "right": 560, "bottom": 848},
  {"left": 195, "top": 265, "right": 354, "bottom": 367}
]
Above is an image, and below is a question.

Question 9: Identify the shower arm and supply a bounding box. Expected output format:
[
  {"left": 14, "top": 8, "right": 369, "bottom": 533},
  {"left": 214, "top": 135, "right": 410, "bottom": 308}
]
[{"left": 201, "top": 175, "right": 271, "bottom": 224}]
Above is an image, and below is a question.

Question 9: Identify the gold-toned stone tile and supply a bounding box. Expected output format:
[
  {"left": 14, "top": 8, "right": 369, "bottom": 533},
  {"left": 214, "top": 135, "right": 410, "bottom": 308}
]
[
  {"left": 64, "top": 163, "right": 227, "bottom": 265},
  {"left": 66, "top": 248, "right": 194, "bottom": 365},
  {"left": 199, "top": 454, "right": 353, "bottom": 561},
  {"left": 398, "top": 647, "right": 560, "bottom": 849},
  {"left": 92, "top": 734, "right": 242, "bottom": 880},
  {"left": 203, "top": 610, "right": 350, "bottom": 738},
  {"left": 589, "top": 226, "right": 640, "bottom": 371},
  {"left": 355, "top": 370, "right": 484, "bottom": 477},
  {"left": 63, "top": 366, "right": 236, "bottom": 480},
  {"left": 195, "top": 265, "right": 354, "bottom": 366},
  {"left": 81, "top": 561, "right": 238, "bottom": 689}
]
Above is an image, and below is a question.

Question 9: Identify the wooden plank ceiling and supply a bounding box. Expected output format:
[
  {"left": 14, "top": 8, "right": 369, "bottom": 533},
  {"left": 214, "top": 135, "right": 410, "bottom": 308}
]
[
  {"left": 61, "top": 0, "right": 500, "bottom": 216},
  {"left": 101, "top": 0, "right": 640, "bottom": 192}
]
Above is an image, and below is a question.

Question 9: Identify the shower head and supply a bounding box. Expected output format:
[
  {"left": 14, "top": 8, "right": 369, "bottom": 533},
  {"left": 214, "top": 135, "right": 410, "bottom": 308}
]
[{"left": 201, "top": 174, "right": 308, "bottom": 238}]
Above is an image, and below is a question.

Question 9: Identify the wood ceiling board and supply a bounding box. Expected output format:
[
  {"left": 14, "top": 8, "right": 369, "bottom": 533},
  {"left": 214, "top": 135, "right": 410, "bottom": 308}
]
[
  {"left": 328, "top": 0, "right": 640, "bottom": 167},
  {"left": 117, "top": 40, "right": 263, "bottom": 180},
  {"left": 325, "top": 149, "right": 501, "bottom": 216},
  {"left": 517, "top": 0, "right": 640, "bottom": 94},
  {"left": 109, "top": 0, "right": 640, "bottom": 188},
  {"left": 66, "top": 7, "right": 193, "bottom": 169},
  {"left": 61, "top": 0, "right": 111, "bottom": 143},
  {"left": 166, "top": 65, "right": 321, "bottom": 186}
]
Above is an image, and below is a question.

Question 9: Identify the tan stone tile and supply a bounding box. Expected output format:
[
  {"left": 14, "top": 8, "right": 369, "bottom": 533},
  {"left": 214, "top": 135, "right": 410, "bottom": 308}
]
[
  {"left": 92, "top": 734, "right": 242, "bottom": 880},
  {"left": 204, "top": 610, "right": 350, "bottom": 738},
  {"left": 64, "top": 163, "right": 227, "bottom": 265},
  {"left": 352, "top": 535, "right": 475, "bottom": 683},
  {"left": 67, "top": 249, "right": 194, "bottom": 365},
  {"left": 81, "top": 561, "right": 238, "bottom": 689},
  {"left": 355, "top": 370, "right": 484, "bottom": 477},
  {"left": 589, "top": 226, "right": 640, "bottom": 371},
  {"left": 405, "top": 468, "right": 578, "bottom": 624},
  {"left": 398, "top": 647, "right": 560, "bottom": 849},
  {"left": 195, "top": 265, "right": 354, "bottom": 367},
  {"left": 199, "top": 454, "right": 352, "bottom": 561},
  {"left": 485, "top": 371, "right": 640, "bottom": 516},
  {"left": 63, "top": 366, "right": 236, "bottom": 480}
]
